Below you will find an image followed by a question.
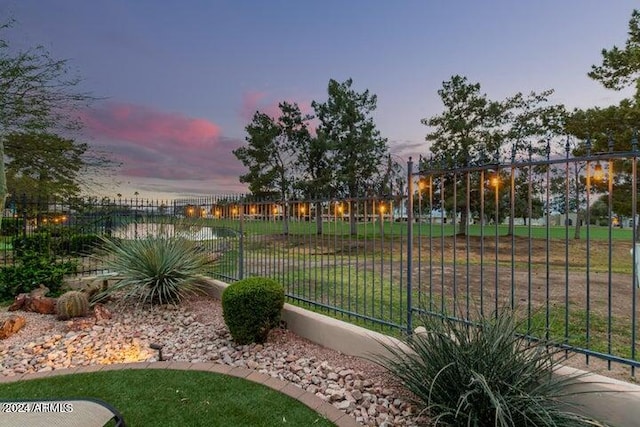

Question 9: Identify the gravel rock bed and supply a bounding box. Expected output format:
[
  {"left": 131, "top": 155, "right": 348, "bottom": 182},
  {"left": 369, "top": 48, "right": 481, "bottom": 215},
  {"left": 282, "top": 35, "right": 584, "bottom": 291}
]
[{"left": 0, "top": 296, "right": 420, "bottom": 426}]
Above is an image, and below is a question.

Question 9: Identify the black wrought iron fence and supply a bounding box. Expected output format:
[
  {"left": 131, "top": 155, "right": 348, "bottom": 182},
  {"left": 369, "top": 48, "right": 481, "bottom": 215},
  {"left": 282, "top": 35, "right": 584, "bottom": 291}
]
[
  {"left": 410, "top": 138, "right": 639, "bottom": 375},
  {"left": 2, "top": 138, "right": 639, "bottom": 375}
]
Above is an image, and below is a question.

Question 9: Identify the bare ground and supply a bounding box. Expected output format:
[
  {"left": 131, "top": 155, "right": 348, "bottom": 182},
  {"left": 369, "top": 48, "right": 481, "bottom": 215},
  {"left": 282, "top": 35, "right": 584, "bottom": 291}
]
[{"left": 243, "top": 234, "right": 640, "bottom": 382}]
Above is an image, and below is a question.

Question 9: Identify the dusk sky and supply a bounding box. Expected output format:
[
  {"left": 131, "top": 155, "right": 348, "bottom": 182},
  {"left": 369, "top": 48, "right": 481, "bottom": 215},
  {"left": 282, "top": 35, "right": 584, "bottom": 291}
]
[{"left": 3, "top": 1, "right": 638, "bottom": 200}]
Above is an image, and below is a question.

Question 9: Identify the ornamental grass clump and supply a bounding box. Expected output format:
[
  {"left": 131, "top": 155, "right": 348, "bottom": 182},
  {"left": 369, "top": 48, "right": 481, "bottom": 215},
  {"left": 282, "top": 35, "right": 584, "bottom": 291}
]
[
  {"left": 374, "top": 309, "right": 608, "bottom": 427},
  {"left": 222, "top": 277, "right": 284, "bottom": 345},
  {"left": 96, "top": 236, "right": 213, "bottom": 305}
]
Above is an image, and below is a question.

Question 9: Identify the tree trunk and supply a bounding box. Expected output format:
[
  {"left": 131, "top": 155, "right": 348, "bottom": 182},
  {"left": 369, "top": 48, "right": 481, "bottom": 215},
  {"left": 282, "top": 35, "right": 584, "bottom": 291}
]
[
  {"left": 283, "top": 202, "right": 290, "bottom": 235},
  {"left": 507, "top": 215, "right": 514, "bottom": 236},
  {"left": 349, "top": 200, "right": 357, "bottom": 235},
  {"left": 458, "top": 210, "right": 468, "bottom": 236},
  {"left": 573, "top": 162, "right": 581, "bottom": 240},
  {"left": 449, "top": 211, "right": 455, "bottom": 231},
  {"left": 315, "top": 201, "right": 323, "bottom": 235},
  {"left": 574, "top": 211, "right": 582, "bottom": 240}
]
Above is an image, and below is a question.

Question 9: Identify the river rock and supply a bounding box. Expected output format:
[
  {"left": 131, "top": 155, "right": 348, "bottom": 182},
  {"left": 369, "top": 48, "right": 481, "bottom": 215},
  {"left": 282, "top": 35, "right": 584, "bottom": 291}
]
[{"left": 0, "top": 315, "right": 26, "bottom": 339}]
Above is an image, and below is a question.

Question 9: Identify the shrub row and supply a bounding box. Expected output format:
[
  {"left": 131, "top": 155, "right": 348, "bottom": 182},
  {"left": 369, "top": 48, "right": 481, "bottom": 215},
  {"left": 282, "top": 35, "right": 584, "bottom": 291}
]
[
  {"left": 0, "top": 254, "right": 77, "bottom": 301},
  {"left": 0, "top": 218, "right": 21, "bottom": 236},
  {"left": 12, "top": 233, "right": 101, "bottom": 258}
]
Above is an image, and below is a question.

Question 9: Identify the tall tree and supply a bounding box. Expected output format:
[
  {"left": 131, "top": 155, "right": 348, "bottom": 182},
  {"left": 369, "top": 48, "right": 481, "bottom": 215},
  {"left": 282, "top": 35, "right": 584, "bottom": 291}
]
[
  {"left": 512, "top": 170, "right": 544, "bottom": 225},
  {"left": 424, "top": 76, "right": 568, "bottom": 235},
  {"left": 296, "top": 131, "right": 334, "bottom": 235},
  {"left": 422, "top": 75, "right": 506, "bottom": 234},
  {"left": 565, "top": 100, "right": 640, "bottom": 236},
  {"left": 234, "top": 102, "right": 311, "bottom": 197},
  {"left": 5, "top": 132, "right": 85, "bottom": 198},
  {"left": 0, "top": 20, "right": 92, "bottom": 221},
  {"left": 5, "top": 131, "right": 115, "bottom": 200},
  {"left": 566, "top": 100, "right": 639, "bottom": 153},
  {"left": 503, "top": 90, "right": 566, "bottom": 234},
  {"left": 589, "top": 196, "right": 610, "bottom": 226},
  {"left": 296, "top": 131, "right": 333, "bottom": 198},
  {"left": 587, "top": 8, "right": 640, "bottom": 237},
  {"left": 589, "top": 9, "right": 640, "bottom": 98},
  {"left": 312, "top": 78, "right": 389, "bottom": 235},
  {"left": 378, "top": 155, "right": 407, "bottom": 221},
  {"left": 233, "top": 101, "right": 311, "bottom": 234},
  {"left": 548, "top": 135, "right": 596, "bottom": 239},
  {"left": 505, "top": 90, "right": 566, "bottom": 157},
  {"left": 424, "top": 75, "right": 501, "bottom": 167},
  {"left": 562, "top": 8, "right": 640, "bottom": 239}
]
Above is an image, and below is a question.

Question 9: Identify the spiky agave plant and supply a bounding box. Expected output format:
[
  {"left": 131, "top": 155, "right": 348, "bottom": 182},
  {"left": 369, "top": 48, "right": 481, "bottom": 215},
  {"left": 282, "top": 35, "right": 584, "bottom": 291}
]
[
  {"left": 373, "top": 309, "right": 609, "bottom": 427},
  {"left": 96, "top": 236, "right": 214, "bottom": 305}
]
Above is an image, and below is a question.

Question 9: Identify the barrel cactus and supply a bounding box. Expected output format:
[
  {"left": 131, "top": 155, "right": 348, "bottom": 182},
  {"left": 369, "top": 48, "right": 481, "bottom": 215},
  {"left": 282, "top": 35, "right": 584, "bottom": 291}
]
[{"left": 56, "top": 291, "right": 90, "bottom": 320}]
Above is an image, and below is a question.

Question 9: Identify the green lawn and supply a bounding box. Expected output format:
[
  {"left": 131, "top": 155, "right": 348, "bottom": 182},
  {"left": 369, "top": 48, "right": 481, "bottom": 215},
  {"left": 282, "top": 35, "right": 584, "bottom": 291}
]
[
  {"left": 526, "top": 306, "right": 638, "bottom": 360},
  {"left": 208, "top": 248, "right": 239, "bottom": 279},
  {"left": 189, "top": 217, "right": 635, "bottom": 241},
  {"left": 0, "top": 369, "right": 336, "bottom": 427},
  {"left": 281, "top": 264, "right": 410, "bottom": 330}
]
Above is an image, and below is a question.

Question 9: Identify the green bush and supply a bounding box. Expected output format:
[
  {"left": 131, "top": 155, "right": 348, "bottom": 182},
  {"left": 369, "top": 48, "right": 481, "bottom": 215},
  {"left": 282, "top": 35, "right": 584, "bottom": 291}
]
[
  {"left": 0, "top": 218, "right": 21, "bottom": 236},
  {"left": 12, "top": 234, "right": 52, "bottom": 259},
  {"left": 0, "top": 253, "right": 77, "bottom": 301},
  {"left": 13, "top": 229, "right": 103, "bottom": 259},
  {"left": 96, "top": 236, "right": 213, "bottom": 305},
  {"left": 58, "top": 233, "right": 102, "bottom": 256},
  {"left": 4, "top": 233, "right": 78, "bottom": 301},
  {"left": 222, "top": 277, "right": 284, "bottom": 345},
  {"left": 373, "top": 309, "right": 608, "bottom": 427}
]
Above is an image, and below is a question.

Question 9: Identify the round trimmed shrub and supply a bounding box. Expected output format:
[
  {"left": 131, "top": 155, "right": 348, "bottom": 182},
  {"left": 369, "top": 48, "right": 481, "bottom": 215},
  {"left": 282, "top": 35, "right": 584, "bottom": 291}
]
[{"left": 222, "top": 277, "right": 284, "bottom": 345}]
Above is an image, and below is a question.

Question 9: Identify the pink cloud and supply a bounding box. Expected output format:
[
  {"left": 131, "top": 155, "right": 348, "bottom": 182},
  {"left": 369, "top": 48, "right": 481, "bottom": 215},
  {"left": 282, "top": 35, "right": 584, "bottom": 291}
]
[
  {"left": 240, "top": 91, "right": 282, "bottom": 121},
  {"left": 81, "top": 102, "right": 246, "bottom": 183},
  {"left": 241, "top": 91, "right": 268, "bottom": 120},
  {"left": 81, "top": 102, "right": 221, "bottom": 149},
  {"left": 114, "top": 137, "right": 244, "bottom": 181}
]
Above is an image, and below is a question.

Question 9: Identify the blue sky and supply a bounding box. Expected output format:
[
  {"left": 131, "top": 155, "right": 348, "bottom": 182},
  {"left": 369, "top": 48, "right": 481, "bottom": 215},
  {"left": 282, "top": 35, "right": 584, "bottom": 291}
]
[{"left": 3, "top": 1, "right": 638, "bottom": 199}]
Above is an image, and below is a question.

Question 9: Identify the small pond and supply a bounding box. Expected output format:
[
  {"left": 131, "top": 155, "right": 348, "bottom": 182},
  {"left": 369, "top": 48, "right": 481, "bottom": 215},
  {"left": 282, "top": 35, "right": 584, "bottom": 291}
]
[{"left": 111, "top": 223, "right": 240, "bottom": 241}]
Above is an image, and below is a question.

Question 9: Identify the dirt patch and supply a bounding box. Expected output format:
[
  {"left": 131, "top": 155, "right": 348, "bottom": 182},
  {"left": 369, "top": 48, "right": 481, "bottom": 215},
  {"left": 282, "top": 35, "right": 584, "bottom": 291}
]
[{"left": 243, "top": 233, "right": 640, "bottom": 381}]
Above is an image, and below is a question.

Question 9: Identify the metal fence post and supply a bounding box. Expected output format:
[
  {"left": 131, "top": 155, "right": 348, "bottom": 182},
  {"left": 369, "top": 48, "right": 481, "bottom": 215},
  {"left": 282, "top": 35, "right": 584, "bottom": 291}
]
[
  {"left": 407, "top": 158, "right": 414, "bottom": 335},
  {"left": 238, "top": 199, "right": 245, "bottom": 280},
  {"left": 19, "top": 194, "right": 26, "bottom": 238}
]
